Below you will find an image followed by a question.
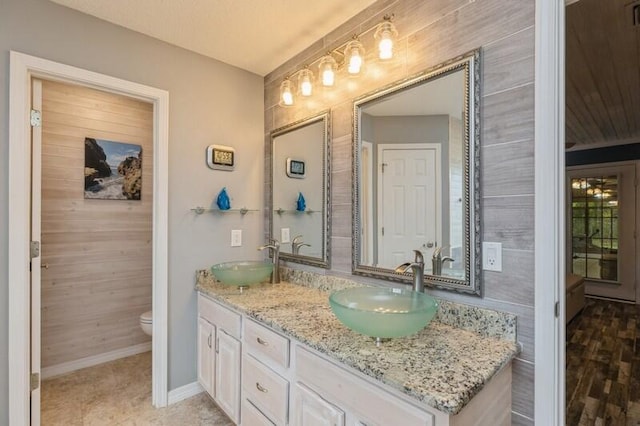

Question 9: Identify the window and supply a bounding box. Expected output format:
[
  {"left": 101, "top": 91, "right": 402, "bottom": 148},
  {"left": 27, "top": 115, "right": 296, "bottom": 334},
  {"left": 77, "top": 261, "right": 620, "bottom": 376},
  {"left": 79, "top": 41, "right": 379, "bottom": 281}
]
[{"left": 570, "top": 176, "right": 619, "bottom": 281}]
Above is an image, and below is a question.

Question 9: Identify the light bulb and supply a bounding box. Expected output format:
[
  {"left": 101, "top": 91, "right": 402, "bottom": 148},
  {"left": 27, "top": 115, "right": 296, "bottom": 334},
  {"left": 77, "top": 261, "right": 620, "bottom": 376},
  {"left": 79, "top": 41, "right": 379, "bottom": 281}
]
[
  {"left": 378, "top": 31, "right": 393, "bottom": 59},
  {"left": 348, "top": 51, "right": 362, "bottom": 74},
  {"left": 279, "top": 79, "right": 294, "bottom": 106},
  {"left": 345, "top": 39, "right": 364, "bottom": 75},
  {"left": 298, "top": 69, "right": 313, "bottom": 97},
  {"left": 318, "top": 55, "right": 337, "bottom": 87},
  {"left": 282, "top": 90, "right": 293, "bottom": 105},
  {"left": 375, "top": 18, "right": 397, "bottom": 60},
  {"left": 322, "top": 68, "right": 335, "bottom": 86}
]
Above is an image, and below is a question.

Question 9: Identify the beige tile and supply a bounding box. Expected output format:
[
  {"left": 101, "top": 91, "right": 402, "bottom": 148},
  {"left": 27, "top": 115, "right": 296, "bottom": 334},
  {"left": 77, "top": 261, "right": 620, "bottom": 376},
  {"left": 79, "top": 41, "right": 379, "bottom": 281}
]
[{"left": 41, "top": 352, "right": 230, "bottom": 425}]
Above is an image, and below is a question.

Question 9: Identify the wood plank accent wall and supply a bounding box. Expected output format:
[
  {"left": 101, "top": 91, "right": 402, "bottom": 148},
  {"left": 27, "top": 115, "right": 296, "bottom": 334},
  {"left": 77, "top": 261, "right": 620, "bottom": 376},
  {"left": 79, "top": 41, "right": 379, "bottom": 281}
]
[
  {"left": 264, "top": 1, "right": 535, "bottom": 424},
  {"left": 40, "top": 79, "right": 153, "bottom": 368}
]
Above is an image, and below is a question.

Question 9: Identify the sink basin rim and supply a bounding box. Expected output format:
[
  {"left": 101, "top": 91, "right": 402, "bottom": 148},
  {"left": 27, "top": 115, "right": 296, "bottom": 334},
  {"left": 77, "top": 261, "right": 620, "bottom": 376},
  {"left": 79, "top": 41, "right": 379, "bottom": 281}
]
[
  {"left": 329, "top": 287, "right": 438, "bottom": 338},
  {"left": 210, "top": 260, "right": 273, "bottom": 286}
]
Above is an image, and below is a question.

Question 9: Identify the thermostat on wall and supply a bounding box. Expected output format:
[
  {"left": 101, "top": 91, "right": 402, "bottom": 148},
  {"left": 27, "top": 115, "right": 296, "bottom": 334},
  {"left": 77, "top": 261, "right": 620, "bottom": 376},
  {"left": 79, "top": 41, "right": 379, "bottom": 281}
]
[
  {"left": 286, "top": 158, "right": 305, "bottom": 179},
  {"left": 207, "top": 145, "right": 235, "bottom": 171}
]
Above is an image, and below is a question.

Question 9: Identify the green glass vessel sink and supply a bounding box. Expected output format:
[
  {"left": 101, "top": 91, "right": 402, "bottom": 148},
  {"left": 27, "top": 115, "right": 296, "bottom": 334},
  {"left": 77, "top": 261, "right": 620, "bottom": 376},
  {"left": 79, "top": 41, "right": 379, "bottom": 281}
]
[
  {"left": 210, "top": 261, "right": 273, "bottom": 286},
  {"left": 329, "top": 287, "right": 438, "bottom": 338}
]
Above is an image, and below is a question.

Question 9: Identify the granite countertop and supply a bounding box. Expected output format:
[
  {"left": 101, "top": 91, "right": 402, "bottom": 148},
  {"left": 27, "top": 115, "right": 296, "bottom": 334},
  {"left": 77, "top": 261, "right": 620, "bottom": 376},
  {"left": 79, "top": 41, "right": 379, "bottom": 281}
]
[{"left": 195, "top": 270, "right": 519, "bottom": 415}]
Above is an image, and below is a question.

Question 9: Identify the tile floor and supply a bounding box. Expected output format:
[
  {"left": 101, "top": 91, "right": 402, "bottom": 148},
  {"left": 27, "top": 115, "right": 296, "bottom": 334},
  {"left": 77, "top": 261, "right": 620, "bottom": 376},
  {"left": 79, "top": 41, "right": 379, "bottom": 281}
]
[
  {"left": 566, "top": 297, "right": 640, "bottom": 426},
  {"left": 41, "top": 352, "right": 234, "bottom": 425}
]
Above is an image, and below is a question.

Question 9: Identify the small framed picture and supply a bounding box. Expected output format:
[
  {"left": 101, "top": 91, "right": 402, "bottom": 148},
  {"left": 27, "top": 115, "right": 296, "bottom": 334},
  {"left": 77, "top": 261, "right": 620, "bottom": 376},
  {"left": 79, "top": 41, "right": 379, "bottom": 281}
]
[
  {"left": 207, "top": 145, "right": 235, "bottom": 171},
  {"left": 286, "top": 158, "right": 305, "bottom": 179}
]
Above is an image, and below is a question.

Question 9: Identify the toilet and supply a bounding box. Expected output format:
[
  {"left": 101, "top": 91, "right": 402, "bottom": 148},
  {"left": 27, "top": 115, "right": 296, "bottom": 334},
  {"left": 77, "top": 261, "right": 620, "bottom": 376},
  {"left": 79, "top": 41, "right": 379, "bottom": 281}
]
[{"left": 139, "top": 311, "right": 153, "bottom": 336}]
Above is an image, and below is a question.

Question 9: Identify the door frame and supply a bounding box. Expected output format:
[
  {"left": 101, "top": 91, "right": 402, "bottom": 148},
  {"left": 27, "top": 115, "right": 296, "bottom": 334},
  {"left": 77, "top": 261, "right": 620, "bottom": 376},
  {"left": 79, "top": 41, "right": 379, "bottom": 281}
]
[
  {"left": 534, "top": 0, "right": 565, "bottom": 424},
  {"left": 8, "top": 51, "right": 170, "bottom": 424}
]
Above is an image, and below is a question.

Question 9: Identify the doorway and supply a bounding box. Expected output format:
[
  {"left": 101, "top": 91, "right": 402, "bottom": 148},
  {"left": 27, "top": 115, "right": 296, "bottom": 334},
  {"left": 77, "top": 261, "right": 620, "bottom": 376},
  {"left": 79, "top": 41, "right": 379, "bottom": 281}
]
[
  {"left": 8, "top": 52, "right": 169, "bottom": 425},
  {"left": 34, "top": 77, "right": 155, "bottom": 422}
]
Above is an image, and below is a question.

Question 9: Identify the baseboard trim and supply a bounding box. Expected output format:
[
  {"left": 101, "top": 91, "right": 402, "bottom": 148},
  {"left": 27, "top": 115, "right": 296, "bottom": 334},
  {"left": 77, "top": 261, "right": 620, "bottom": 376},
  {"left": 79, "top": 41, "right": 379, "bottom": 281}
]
[
  {"left": 168, "top": 381, "right": 204, "bottom": 405},
  {"left": 42, "top": 341, "right": 152, "bottom": 379}
]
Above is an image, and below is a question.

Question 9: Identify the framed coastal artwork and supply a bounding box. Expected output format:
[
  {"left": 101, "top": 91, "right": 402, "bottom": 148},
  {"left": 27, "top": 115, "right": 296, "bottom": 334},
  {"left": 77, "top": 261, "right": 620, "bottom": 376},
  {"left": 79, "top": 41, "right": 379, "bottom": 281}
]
[{"left": 84, "top": 137, "right": 143, "bottom": 200}]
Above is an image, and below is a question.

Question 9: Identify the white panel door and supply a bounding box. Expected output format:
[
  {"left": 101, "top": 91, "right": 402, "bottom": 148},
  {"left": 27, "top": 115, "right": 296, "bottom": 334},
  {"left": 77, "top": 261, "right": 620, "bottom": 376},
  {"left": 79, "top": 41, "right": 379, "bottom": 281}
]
[
  {"left": 378, "top": 144, "right": 441, "bottom": 269},
  {"left": 293, "top": 382, "right": 345, "bottom": 426},
  {"left": 197, "top": 317, "right": 215, "bottom": 397},
  {"left": 215, "top": 329, "right": 241, "bottom": 424}
]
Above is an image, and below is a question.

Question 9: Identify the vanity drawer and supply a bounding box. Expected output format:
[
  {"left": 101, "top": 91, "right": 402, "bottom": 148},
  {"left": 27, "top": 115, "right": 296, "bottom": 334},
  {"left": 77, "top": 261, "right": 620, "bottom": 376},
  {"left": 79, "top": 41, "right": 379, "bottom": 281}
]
[
  {"left": 242, "top": 398, "right": 276, "bottom": 426},
  {"left": 197, "top": 294, "right": 241, "bottom": 339},
  {"left": 244, "top": 319, "right": 290, "bottom": 369},
  {"left": 296, "top": 346, "right": 434, "bottom": 426},
  {"left": 243, "top": 353, "right": 289, "bottom": 425}
]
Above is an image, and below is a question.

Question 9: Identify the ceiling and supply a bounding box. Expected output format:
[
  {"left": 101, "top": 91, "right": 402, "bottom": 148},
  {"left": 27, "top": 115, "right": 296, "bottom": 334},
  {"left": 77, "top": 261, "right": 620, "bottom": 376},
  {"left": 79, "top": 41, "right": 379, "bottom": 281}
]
[
  {"left": 49, "top": 0, "right": 377, "bottom": 76},
  {"left": 566, "top": 0, "right": 640, "bottom": 149}
]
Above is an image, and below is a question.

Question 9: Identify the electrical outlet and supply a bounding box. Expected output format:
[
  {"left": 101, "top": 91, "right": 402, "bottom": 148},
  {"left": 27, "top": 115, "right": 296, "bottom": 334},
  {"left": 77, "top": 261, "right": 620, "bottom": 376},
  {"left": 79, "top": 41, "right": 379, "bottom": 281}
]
[
  {"left": 482, "top": 242, "right": 502, "bottom": 272},
  {"left": 231, "top": 230, "right": 242, "bottom": 247},
  {"left": 281, "top": 228, "right": 290, "bottom": 243}
]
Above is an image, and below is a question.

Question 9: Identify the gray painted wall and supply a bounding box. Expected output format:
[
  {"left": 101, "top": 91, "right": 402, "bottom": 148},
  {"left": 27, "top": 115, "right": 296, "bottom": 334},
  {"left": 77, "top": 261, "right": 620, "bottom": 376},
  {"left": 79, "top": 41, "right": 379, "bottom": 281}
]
[
  {"left": 264, "top": 0, "right": 535, "bottom": 424},
  {"left": 0, "top": 0, "right": 264, "bottom": 423}
]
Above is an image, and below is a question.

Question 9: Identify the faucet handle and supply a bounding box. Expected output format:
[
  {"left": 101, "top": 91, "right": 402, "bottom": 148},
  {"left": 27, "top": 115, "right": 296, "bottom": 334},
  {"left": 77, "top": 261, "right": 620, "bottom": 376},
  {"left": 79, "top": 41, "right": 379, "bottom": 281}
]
[
  {"left": 292, "top": 235, "right": 303, "bottom": 244},
  {"left": 413, "top": 249, "right": 424, "bottom": 264}
]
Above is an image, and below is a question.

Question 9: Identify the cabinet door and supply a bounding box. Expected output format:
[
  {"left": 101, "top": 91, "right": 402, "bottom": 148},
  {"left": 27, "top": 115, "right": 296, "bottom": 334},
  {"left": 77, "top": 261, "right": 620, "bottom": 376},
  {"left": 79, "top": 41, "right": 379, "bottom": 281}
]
[
  {"left": 215, "top": 329, "right": 241, "bottom": 424},
  {"left": 293, "top": 382, "right": 345, "bottom": 426},
  {"left": 197, "top": 317, "right": 215, "bottom": 397}
]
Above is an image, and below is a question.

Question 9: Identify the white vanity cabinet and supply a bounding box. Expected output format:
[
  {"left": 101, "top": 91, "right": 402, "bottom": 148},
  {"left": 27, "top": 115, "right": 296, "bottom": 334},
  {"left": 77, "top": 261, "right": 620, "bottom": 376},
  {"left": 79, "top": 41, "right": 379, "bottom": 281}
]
[
  {"left": 197, "top": 294, "right": 242, "bottom": 424},
  {"left": 196, "top": 291, "right": 512, "bottom": 426},
  {"left": 294, "top": 345, "right": 512, "bottom": 426}
]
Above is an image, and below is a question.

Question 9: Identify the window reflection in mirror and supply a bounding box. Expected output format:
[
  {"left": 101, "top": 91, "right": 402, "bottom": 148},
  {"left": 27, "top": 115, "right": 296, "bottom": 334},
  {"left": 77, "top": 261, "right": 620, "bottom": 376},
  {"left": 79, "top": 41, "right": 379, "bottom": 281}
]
[
  {"left": 353, "top": 50, "right": 481, "bottom": 294},
  {"left": 270, "top": 112, "right": 330, "bottom": 268}
]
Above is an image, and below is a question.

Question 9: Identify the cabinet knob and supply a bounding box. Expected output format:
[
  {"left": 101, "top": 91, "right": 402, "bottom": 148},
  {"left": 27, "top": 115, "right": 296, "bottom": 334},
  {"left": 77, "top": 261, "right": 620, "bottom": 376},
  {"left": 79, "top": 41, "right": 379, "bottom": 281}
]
[
  {"left": 256, "top": 382, "right": 268, "bottom": 393},
  {"left": 256, "top": 337, "right": 269, "bottom": 346}
]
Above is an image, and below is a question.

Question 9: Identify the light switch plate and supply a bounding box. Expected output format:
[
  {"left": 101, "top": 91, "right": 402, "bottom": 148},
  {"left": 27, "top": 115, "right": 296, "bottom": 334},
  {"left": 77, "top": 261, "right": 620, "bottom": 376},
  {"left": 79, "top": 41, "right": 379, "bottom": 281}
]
[
  {"left": 482, "top": 242, "right": 502, "bottom": 272},
  {"left": 231, "top": 230, "right": 242, "bottom": 247},
  {"left": 281, "top": 228, "right": 290, "bottom": 243}
]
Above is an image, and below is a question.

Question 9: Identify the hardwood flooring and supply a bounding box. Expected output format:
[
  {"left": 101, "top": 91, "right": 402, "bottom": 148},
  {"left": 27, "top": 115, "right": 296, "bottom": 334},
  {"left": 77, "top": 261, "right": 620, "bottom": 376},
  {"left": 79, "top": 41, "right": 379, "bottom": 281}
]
[
  {"left": 41, "top": 352, "right": 233, "bottom": 425},
  {"left": 566, "top": 297, "right": 640, "bottom": 426}
]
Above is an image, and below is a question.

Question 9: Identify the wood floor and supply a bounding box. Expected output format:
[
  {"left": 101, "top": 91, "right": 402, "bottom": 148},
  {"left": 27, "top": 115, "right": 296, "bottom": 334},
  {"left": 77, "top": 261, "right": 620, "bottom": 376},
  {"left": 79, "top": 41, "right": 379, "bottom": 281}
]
[
  {"left": 566, "top": 297, "right": 640, "bottom": 426},
  {"left": 41, "top": 352, "right": 233, "bottom": 425}
]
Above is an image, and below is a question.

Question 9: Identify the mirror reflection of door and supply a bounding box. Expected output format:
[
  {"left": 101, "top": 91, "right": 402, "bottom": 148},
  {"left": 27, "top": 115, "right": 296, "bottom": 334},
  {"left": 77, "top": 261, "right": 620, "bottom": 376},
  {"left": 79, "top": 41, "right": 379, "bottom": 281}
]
[
  {"left": 567, "top": 164, "right": 637, "bottom": 301},
  {"left": 377, "top": 144, "right": 441, "bottom": 269}
]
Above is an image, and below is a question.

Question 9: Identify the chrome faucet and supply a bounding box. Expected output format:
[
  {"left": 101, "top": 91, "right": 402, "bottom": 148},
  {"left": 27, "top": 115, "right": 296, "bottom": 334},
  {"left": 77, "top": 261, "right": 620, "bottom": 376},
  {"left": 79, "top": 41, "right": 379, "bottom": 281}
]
[
  {"left": 291, "top": 235, "right": 310, "bottom": 255},
  {"left": 258, "top": 239, "right": 280, "bottom": 283},
  {"left": 431, "top": 247, "right": 454, "bottom": 275},
  {"left": 395, "top": 250, "right": 425, "bottom": 292}
]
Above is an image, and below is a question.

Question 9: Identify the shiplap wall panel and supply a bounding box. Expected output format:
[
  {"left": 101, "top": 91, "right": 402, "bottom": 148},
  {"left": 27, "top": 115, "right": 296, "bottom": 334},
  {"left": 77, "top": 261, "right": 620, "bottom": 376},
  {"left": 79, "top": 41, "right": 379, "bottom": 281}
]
[
  {"left": 264, "top": 0, "right": 535, "bottom": 422},
  {"left": 40, "top": 79, "right": 153, "bottom": 368}
]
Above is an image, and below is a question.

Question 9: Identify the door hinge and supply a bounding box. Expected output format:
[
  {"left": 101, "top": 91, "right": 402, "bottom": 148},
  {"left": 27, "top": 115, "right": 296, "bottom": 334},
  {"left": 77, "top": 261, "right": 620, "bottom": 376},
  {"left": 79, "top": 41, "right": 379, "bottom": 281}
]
[
  {"left": 381, "top": 227, "right": 384, "bottom": 236},
  {"left": 30, "top": 372, "right": 40, "bottom": 391},
  {"left": 30, "top": 241, "right": 40, "bottom": 259},
  {"left": 30, "top": 109, "right": 42, "bottom": 127},
  {"left": 381, "top": 162, "right": 387, "bottom": 173},
  {"left": 554, "top": 301, "right": 560, "bottom": 318},
  {"left": 215, "top": 336, "right": 219, "bottom": 354}
]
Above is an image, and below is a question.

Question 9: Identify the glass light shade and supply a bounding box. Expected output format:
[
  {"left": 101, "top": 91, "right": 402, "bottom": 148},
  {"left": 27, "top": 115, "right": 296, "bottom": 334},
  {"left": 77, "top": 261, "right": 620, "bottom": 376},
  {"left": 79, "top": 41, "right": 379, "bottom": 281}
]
[
  {"left": 298, "top": 68, "right": 313, "bottom": 97},
  {"left": 279, "top": 79, "right": 294, "bottom": 106},
  {"left": 345, "top": 39, "right": 364, "bottom": 74},
  {"left": 318, "top": 55, "right": 337, "bottom": 86},
  {"left": 375, "top": 21, "right": 398, "bottom": 60}
]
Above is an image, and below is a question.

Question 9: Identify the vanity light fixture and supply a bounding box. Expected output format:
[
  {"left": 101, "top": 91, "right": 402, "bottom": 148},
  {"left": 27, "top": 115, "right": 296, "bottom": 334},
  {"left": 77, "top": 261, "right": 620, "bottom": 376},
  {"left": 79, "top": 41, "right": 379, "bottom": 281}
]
[
  {"left": 280, "top": 78, "right": 294, "bottom": 106},
  {"left": 345, "top": 37, "right": 365, "bottom": 74},
  {"left": 375, "top": 15, "right": 398, "bottom": 60},
  {"left": 277, "top": 14, "right": 398, "bottom": 107}
]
